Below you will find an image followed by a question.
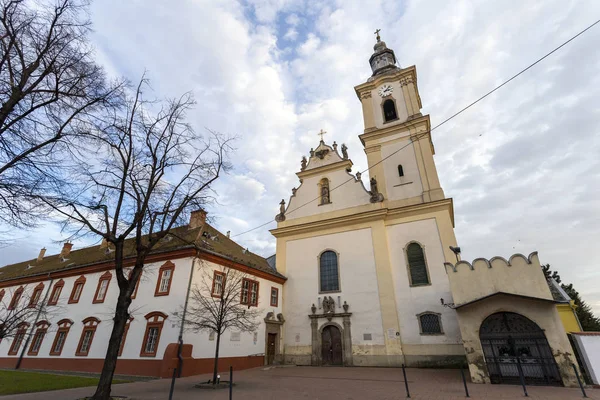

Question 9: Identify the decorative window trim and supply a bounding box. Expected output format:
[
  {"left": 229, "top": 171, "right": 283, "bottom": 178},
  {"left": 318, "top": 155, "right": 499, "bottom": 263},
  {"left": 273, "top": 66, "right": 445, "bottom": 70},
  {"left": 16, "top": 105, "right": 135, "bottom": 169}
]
[
  {"left": 50, "top": 319, "right": 73, "bottom": 356},
  {"left": 211, "top": 271, "right": 226, "bottom": 298},
  {"left": 417, "top": 311, "right": 444, "bottom": 335},
  {"left": 270, "top": 287, "right": 279, "bottom": 307},
  {"left": 381, "top": 97, "right": 399, "bottom": 123},
  {"left": 154, "top": 261, "right": 175, "bottom": 297},
  {"left": 118, "top": 317, "right": 134, "bottom": 357},
  {"left": 93, "top": 271, "right": 112, "bottom": 304},
  {"left": 404, "top": 241, "right": 431, "bottom": 287},
  {"left": 75, "top": 317, "right": 100, "bottom": 356},
  {"left": 48, "top": 280, "right": 64, "bottom": 306},
  {"left": 127, "top": 269, "right": 141, "bottom": 300},
  {"left": 29, "top": 282, "right": 45, "bottom": 308},
  {"left": 8, "top": 322, "right": 29, "bottom": 355},
  {"left": 68, "top": 276, "right": 86, "bottom": 304},
  {"left": 140, "top": 312, "right": 167, "bottom": 357},
  {"left": 27, "top": 320, "right": 50, "bottom": 356},
  {"left": 318, "top": 249, "right": 341, "bottom": 294},
  {"left": 8, "top": 286, "right": 24, "bottom": 310},
  {"left": 240, "top": 278, "right": 259, "bottom": 307}
]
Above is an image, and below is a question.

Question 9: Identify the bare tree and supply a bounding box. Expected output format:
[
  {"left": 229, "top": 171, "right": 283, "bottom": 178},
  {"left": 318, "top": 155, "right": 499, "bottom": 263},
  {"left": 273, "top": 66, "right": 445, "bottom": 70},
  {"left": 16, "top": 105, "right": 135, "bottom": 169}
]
[
  {"left": 0, "top": 286, "right": 50, "bottom": 341},
  {"left": 0, "top": 0, "right": 122, "bottom": 230},
  {"left": 41, "top": 77, "right": 231, "bottom": 400},
  {"left": 183, "top": 262, "right": 261, "bottom": 385}
]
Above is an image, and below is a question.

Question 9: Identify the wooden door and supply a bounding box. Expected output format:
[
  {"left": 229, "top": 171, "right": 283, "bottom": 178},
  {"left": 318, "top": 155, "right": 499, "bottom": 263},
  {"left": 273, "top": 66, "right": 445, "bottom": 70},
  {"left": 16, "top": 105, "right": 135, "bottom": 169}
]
[
  {"left": 267, "top": 333, "right": 277, "bottom": 365},
  {"left": 321, "top": 326, "right": 343, "bottom": 366}
]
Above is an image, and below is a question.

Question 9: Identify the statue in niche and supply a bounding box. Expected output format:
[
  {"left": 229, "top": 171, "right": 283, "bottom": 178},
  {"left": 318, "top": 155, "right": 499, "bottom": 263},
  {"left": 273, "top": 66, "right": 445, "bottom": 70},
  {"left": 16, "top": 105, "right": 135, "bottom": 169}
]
[
  {"left": 322, "top": 296, "right": 335, "bottom": 314},
  {"left": 275, "top": 199, "right": 286, "bottom": 222},
  {"left": 320, "top": 178, "right": 330, "bottom": 205},
  {"left": 341, "top": 143, "right": 348, "bottom": 160},
  {"left": 369, "top": 177, "right": 384, "bottom": 203},
  {"left": 301, "top": 156, "right": 307, "bottom": 171}
]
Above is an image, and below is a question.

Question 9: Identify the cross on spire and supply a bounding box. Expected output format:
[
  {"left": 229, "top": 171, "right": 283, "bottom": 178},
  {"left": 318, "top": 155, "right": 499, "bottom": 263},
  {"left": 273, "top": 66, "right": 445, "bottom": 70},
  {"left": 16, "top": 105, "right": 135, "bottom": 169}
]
[
  {"left": 318, "top": 129, "right": 327, "bottom": 142},
  {"left": 374, "top": 28, "right": 381, "bottom": 42}
]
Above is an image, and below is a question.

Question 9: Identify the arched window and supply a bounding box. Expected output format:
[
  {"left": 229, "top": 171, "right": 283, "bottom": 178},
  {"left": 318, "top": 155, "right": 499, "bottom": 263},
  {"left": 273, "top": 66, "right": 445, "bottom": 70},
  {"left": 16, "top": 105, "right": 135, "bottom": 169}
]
[
  {"left": 319, "top": 178, "right": 331, "bottom": 205},
  {"left": 418, "top": 313, "right": 443, "bottom": 335},
  {"left": 397, "top": 164, "right": 404, "bottom": 177},
  {"left": 383, "top": 99, "right": 397, "bottom": 122},
  {"left": 319, "top": 250, "right": 339, "bottom": 292},
  {"left": 406, "top": 242, "right": 430, "bottom": 286}
]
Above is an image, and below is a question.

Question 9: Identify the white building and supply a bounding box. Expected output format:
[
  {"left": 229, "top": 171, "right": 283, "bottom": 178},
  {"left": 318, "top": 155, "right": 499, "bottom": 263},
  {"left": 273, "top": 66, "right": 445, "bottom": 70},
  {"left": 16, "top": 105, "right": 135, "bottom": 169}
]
[{"left": 0, "top": 211, "right": 284, "bottom": 378}]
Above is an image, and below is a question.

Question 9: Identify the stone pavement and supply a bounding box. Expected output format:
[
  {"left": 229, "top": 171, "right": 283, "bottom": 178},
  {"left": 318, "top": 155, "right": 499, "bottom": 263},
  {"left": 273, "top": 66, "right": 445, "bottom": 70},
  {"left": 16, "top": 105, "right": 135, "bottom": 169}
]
[{"left": 1, "top": 366, "right": 598, "bottom": 400}]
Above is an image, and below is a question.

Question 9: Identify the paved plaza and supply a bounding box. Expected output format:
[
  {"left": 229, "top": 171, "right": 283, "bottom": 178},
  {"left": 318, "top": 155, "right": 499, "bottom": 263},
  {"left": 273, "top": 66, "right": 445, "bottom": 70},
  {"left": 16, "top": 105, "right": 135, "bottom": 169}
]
[{"left": 1, "top": 366, "right": 598, "bottom": 400}]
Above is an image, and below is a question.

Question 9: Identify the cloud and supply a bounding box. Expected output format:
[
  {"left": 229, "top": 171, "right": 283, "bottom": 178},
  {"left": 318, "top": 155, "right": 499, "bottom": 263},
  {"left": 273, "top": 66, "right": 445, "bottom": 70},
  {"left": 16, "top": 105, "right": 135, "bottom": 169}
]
[{"left": 3, "top": 0, "right": 600, "bottom": 315}]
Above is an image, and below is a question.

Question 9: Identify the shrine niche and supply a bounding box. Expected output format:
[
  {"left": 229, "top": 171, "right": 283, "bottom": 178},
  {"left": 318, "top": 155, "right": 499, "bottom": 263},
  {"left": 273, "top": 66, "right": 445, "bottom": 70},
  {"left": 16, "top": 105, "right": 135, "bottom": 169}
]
[{"left": 309, "top": 301, "right": 353, "bottom": 366}]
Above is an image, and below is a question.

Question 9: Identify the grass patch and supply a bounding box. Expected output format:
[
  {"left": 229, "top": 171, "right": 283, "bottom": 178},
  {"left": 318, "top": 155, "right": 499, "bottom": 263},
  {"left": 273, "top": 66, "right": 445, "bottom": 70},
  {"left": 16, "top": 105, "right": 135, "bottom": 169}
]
[{"left": 0, "top": 370, "right": 129, "bottom": 395}]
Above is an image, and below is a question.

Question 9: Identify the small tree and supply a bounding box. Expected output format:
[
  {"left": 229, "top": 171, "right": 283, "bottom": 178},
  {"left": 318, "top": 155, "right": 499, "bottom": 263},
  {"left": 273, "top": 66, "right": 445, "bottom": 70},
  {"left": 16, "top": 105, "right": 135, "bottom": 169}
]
[
  {"left": 41, "top": 77, "right": 231, "bottom": 400},
  {"left": 183, "top": 263, "right": 260, "bottom": 385},
  {"left": 0, "top": 0, "right": 122, "bottom": 230}
]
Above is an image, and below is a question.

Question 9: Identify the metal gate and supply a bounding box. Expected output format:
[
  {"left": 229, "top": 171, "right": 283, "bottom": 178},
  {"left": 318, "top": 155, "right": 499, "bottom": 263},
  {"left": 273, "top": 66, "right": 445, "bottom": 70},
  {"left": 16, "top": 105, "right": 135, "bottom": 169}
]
[{"left": 480, "top": 312, "right": 562, "bottom": 386}]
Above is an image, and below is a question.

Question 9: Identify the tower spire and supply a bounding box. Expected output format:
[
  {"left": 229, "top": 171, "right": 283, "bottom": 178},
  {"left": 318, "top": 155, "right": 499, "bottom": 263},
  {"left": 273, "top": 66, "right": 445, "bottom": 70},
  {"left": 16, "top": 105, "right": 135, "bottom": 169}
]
[{"left": 368, "top": 29, "right": 399, "bottom": 77}]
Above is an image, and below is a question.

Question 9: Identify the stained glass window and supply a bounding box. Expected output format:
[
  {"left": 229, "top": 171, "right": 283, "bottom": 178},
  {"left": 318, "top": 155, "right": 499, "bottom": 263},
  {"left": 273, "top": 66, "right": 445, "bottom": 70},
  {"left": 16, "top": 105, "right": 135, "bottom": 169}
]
[{"left": 407, "top": 243, "right": 429, "bottom": 285}]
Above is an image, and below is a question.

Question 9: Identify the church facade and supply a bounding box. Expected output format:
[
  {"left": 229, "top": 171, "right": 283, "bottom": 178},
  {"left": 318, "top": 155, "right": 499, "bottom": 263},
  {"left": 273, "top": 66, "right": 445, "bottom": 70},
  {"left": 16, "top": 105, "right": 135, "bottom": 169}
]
[{"left": 270, "top": 35, "right": 581, "bottom": 386}]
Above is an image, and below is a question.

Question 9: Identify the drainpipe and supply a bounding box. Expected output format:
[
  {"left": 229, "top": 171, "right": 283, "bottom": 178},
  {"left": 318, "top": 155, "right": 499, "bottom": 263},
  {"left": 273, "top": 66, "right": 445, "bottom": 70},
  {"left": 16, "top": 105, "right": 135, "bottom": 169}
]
[
  {"left": 177, "top": 255, "right": 197, "bottom": 377},
  {"left": 16, "top": 273, "right": 53, "bottom": 370}
]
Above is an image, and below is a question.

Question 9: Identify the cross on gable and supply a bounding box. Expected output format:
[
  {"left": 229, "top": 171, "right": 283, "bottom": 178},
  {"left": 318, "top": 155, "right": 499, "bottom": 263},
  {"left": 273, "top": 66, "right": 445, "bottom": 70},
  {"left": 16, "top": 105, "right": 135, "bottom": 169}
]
[{"left": 318, "top": 129, "right": 327, "bottom": 142}]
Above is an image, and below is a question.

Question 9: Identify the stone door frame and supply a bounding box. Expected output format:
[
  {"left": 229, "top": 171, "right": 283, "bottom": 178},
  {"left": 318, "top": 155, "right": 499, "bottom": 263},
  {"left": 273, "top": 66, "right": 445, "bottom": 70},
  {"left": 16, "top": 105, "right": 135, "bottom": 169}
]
[
  {"left": 309, "top": 312, "right": 353, "bottom": 366},
  {"left": 264, "top": 314, "right": 284, "bottom": 365}
]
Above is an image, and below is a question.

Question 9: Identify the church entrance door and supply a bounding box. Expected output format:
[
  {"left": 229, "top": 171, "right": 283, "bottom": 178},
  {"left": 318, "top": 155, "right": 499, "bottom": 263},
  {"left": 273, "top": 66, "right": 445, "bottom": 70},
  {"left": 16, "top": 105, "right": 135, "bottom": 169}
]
[
  {"left": 267, "top": 333, "right": 277, "bottom": 365},
  {"left": 321, "top": 325, "right": 343, "bottom": 365},
  {"left": 480, "top": 312, "right": 562, "bottom": 386}
]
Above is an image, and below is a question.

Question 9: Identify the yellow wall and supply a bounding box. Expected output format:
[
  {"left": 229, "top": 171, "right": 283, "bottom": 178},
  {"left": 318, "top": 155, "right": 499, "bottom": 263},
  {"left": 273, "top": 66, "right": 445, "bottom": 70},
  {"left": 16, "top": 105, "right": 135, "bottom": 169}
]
[{"left": 557, "top": 302, "right": 582, "bottom": 333}]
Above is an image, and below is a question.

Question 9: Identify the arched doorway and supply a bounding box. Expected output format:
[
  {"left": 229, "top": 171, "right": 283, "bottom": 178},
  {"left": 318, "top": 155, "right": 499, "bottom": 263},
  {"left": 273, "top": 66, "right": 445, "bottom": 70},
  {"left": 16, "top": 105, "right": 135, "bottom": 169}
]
[
  {"left": 479, "top": 312, "right": 562, "bottom": 386},
  {"left": 321, "top": 325, "right": 343, "bottom": 365}
]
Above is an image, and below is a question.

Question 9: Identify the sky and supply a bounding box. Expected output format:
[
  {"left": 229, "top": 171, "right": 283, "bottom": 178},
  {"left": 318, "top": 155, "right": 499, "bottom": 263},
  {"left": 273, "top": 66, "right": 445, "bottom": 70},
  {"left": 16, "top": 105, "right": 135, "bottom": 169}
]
[{"left": 2, "top": 0, "right": 600, "bottom": 313}]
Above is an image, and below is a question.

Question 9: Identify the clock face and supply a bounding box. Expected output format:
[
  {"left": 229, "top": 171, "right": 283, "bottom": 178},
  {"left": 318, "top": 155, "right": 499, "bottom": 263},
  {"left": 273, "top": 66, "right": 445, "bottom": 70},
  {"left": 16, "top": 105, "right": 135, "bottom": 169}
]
[{"left": 378, "top": 84, "right": 393, "bottom": 97}]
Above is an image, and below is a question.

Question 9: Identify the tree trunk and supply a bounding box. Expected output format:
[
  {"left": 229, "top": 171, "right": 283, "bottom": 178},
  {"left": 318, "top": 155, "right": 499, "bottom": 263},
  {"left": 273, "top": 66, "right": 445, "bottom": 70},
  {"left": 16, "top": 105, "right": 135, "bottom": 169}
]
[
  {"left": 212, "top": 331, "right": 221, "bottom": 384},
  {"left": 91, "top": 289, "right": 131, "bottom": 400}
]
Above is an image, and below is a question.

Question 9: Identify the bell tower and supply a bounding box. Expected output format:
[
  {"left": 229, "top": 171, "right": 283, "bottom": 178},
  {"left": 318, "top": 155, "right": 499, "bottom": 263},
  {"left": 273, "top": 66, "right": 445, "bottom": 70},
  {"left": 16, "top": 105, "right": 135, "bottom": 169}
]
[{"left": 354, "top": 32, "right": 445, "bottom": 206}]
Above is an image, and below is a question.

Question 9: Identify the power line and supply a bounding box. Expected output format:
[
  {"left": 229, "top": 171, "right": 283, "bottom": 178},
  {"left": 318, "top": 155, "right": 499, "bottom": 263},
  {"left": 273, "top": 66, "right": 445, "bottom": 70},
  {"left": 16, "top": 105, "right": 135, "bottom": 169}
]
[{"left": 232, "top": 18, "right": 600, "bottom": 239}]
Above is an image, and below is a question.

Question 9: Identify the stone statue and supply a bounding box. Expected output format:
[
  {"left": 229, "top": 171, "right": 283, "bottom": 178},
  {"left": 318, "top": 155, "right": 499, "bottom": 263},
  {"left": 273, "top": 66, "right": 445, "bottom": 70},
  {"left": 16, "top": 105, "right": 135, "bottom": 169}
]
[
  {"left": 370, "top": 177, "right": 384, "bottom": 203},
  {"left": 266, "top": 311, "right": 274, "bottom": 320},
  {"left": 356, "top": 171, "right": 361, "bottom": 181},
  {"left": 292, "top": 187, "right": 297, "bottom": 195},
  {"left": 343, "top": 301, "right": 349, "bottom": 313},
  {"left": 275, "top": 199, "right": 286, "bottom": 222},
  {"left": 341, "top": 143, "right": 348, "bottom": 160},
  {"left": 310, "top": 148, "right": 315, "bottom": 157},
  {"left": 311, "top": 304, "right": 317, "bottom": 314},
  {"left": 277, "top": 313, "right": 285, "bottom": 322},
  {"left": 301, "top": 156, "right": 307, "bottom": 171},
  {"left": 321, "top": 185, "right": 330, "bottom": 204},
  {"left": 322, "top": 296, "right": 335, "bottom": 313},
  {"left": 333, "top": 141, "right": 338, "bottom": 151}
]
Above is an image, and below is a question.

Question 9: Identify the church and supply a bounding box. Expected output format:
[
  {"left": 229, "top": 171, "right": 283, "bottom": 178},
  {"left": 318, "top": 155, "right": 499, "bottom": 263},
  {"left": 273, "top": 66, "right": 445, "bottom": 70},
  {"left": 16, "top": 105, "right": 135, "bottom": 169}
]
[
  {"left": 0, "top": 34, "right": 583, "bottom": 387},
  {"left": 270, "top": 33, "right": 580, "bottom": 386}
]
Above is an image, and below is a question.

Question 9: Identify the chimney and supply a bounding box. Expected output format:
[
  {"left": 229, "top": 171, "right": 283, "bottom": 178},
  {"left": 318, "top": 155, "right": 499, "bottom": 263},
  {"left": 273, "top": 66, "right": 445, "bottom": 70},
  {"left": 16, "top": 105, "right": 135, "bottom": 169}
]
[
  {"left": 226, "top": 231, "right": 230, "bottom": 238},
  {"left": 60, "top": 242, "right": 73, "bottom": 258},
  {"left": 189, "top": 209, "right": 207, "bottom": 229},
  {"left": 37, "top": 248, "right": 46, "bottom": 262}
]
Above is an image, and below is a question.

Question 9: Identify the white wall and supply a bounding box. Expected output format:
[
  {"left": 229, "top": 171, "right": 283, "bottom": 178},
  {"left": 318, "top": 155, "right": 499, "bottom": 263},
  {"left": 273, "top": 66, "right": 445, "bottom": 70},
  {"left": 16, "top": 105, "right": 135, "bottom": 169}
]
[
  {"left": 0, "top": 257, "right": 195, "bottom": 360},
  {"left": 286, "top": 169, "right": 372, "bottom": 220},
  {"left": 283, "top": 228, "right": 385, "bottom": 350},
  {"left": 183, "top": 259, "right": 283, "bottom": 359},
  {"left": 573, "top": 334, "right": 600, "bottom": 385},
  {"left": 380, "top": 134, "right": 424, "bottom": 201},
  {"left": 386, "top": 219, "right": 461, "bottom": 345}
]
